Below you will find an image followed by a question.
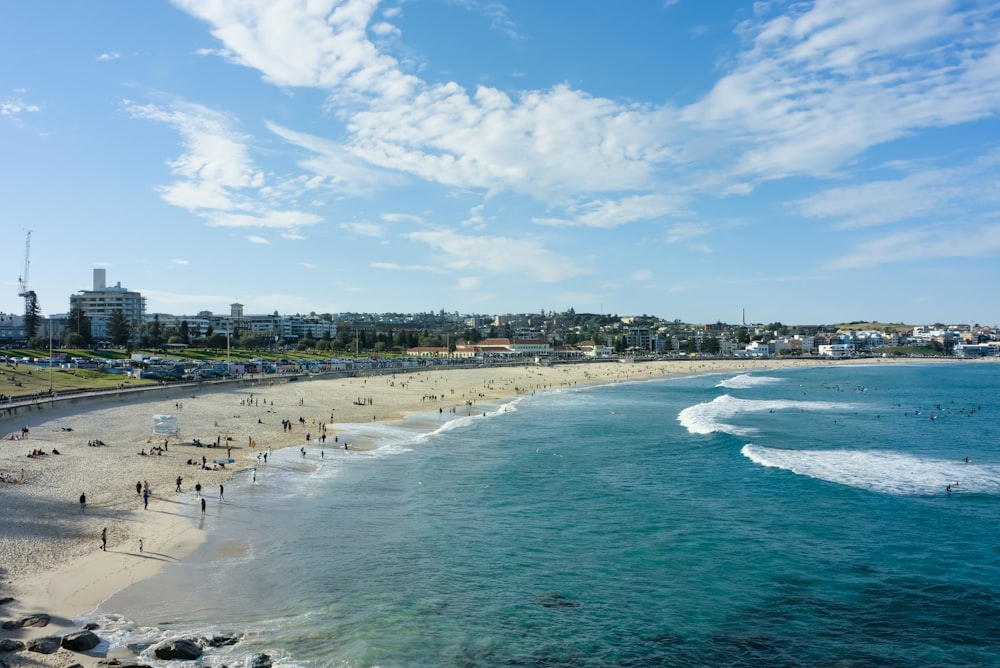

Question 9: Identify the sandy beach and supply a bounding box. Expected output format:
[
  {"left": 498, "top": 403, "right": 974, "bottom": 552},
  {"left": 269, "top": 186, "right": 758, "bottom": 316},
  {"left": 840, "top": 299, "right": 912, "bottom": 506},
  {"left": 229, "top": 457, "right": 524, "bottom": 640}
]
[{"left": 0, "top": 356, "right": 960, "bottom": 665}]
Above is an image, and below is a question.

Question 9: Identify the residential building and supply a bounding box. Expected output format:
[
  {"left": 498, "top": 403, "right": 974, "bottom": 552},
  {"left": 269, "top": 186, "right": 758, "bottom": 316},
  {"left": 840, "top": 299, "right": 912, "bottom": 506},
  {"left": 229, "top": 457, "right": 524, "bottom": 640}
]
[{"left": 70, "top": 269, "right": 145, "bottom": 340}]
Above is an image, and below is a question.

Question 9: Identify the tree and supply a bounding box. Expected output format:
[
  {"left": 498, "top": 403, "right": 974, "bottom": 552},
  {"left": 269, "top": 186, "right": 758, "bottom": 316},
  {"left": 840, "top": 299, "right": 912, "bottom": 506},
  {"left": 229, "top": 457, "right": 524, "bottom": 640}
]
[
  {"left": 107, "top": 309, "right": 131, "bottom": 346},
  {"left": 65, "top": 304, "right": 92, "bottom": 345},
  {"left": 24, "top": 293, "right": 41, "bottom": 341},
  {"left": 148, "top": 314, "right": 164, "bottom": 347},
  {"left": 702, "top": 336, "right": 720, "bottom": 355},
  {"left": 179, "top": 320, "right": 191, "bottom": 345},
  {"left": 206, "top": 332, "right": 228, "bottom": 349}
]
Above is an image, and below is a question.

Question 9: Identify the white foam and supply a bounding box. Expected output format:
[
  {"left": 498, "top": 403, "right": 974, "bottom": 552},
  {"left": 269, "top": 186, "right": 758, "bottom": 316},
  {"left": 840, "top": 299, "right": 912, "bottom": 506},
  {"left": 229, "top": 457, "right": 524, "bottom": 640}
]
[
  {"left": 741, "top": 444, "right": 1000, "bottom": 495},
  {"left": 678, "top": 394, "right": 850, "bottom": 436},
  {"left": 716, "top": 374, "right": 782, "bottom": 389}
]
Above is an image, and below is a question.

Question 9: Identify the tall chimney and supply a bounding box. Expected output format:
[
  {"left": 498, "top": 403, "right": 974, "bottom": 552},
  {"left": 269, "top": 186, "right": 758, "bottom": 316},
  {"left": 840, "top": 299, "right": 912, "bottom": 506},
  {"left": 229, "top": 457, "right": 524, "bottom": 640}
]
[{"left": 93, "top": 268, "right": 106, "bottom": 291}]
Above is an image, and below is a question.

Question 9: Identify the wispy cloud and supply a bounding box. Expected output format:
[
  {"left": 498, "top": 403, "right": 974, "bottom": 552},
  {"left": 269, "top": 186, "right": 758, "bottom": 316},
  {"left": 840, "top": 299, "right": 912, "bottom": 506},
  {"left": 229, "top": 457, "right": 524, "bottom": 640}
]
[
  {"left": 826, "top": 223, "right": 1000, "bottom": 270},
  {"left": 406, "top": 228, "right": 585, "bottom": 282},
  {"left": 247, "top": 235, "right": 270, "bottom": 244},
  {"left": 371, "top": 261, "right": 446, "bottom": 273},
  {"left": 340, "top": 221, "right": 386, "bottom": 237},
  {"left": 683, "top": 0, "right": 1000, "bottom": 182},
  {"left": 170, "top": 258, "right": 189, "bottom": 265},
  {"left": 1, "top": 91, "right": 40, "bottom": 118},
  {"left": 97, "top": 52, "right": 120, "bottom": 62},
  {"left": 126, "top": 98, "right": 325, "bottom": 230}
]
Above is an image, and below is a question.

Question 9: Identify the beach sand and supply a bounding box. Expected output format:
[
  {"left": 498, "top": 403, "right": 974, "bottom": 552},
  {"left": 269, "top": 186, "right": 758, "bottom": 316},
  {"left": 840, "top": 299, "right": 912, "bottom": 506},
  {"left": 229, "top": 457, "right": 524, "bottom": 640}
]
[{"left": 0, "top": 356, "right": 947, "bottom": 666}]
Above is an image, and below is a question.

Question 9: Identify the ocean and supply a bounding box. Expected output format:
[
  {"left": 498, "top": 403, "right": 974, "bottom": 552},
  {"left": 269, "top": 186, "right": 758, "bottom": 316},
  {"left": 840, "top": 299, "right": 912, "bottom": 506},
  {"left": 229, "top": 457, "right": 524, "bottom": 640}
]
[{"left": 91, "top": 362, "right": 1000, "bottom": 667}]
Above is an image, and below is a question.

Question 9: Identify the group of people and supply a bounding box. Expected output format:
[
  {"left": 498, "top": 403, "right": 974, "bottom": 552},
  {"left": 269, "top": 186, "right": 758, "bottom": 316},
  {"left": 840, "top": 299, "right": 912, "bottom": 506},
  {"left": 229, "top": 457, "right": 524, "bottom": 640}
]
[{"left": 0, "top": 468, "right": 26, "bottom": 484}]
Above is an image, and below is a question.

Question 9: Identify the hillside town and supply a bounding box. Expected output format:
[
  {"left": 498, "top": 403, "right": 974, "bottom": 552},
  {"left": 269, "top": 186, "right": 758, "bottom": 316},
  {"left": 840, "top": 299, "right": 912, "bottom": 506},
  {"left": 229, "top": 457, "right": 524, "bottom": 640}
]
[{"left": 2, "top": 270, "right": 998, "bottom": 364}]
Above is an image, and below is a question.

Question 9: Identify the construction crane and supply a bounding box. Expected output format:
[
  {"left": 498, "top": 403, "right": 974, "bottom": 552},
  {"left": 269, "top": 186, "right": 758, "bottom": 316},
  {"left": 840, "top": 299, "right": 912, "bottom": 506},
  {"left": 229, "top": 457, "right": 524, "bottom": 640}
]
[{"left": 17, "top": 230, "right": 34, "bottom": 302}]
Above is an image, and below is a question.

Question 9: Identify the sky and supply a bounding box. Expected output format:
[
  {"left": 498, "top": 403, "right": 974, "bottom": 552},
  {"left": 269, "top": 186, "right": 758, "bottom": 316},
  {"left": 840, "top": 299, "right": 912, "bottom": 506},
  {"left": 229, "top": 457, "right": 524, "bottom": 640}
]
[{"left": 2, "top": 0, "right": 1000, "bottom": 326}]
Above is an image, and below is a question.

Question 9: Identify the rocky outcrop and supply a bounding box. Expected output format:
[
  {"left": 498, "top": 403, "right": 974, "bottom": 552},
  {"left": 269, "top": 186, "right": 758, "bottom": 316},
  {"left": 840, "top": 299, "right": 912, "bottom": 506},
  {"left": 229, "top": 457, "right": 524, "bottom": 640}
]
[
  {"left": 0, "top": 639, "right": 24, "bottom": 653},
  {"left": 62, "top": 630, "right": 101, "bottom": 652},
  {"left": 96, "top": 659, "right": 153, "bottom": 668},
  {"left": 203, "top": 633, "right": 239, "bottom": 647},
  {"left": 26, "top": 636, "right": 61, "bottom": 654},
  {"left": 249, "top": 652, "right": 273, "bottom": 668},
  {"left": 1, "top": 613, "right": 50, "bottom": 629},
  {"left": 152, "top": 637, "right": 203, "bottom": 660}
]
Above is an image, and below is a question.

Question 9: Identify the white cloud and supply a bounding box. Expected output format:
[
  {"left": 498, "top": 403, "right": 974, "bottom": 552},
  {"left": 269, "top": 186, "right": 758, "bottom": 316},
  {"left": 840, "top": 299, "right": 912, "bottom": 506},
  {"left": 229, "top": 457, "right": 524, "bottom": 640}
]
[
  {"left": 1, "top": 93, "right": 40, "bottom": 117},
  {"left": 126, "top": 99, "right": 326, "bottom": 229},
  {"left": 683, "top": 0, "right": 1000, "bottom": 181},
  {"left": 381, "top": 212, "right": 424, "bottom": 224},
  {"left": 340, "top": 221, "right": 385, "bottom": 237},
  {"left": 170, "top": 258, "right": 189, "bottom": 265},
  {"left": 664, "top": 222, "right": 708, "bottom": 244},
  {"left": 371, "top": 261, "right": 445, "bottom": 273},
  {"left": 826, "top": 223, "right": 1000, "bottom": 270},
  {"left": 406, "top": 229, "right": 585, "bottom": 282},
  {"left": 247, "top": 235, "right": 270, "bottom": 244},
  {"left": 97, "top": 52, "right": 120, "bottom": 61},
  {"left": 456, "top": 276, "right": 481, "bottom": 290},
  {"left": 796, "top": 152, "right": 1000, "bottom": 229},
  {"left": 534, "top": 194, "right": 687, "bottom": 229}
]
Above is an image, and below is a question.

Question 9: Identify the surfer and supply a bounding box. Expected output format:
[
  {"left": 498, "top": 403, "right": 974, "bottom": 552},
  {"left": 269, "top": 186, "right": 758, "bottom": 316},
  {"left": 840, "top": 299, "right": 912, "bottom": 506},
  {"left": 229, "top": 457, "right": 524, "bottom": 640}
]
[{"left": 946, "top": 484, "right": 952, "bottom": 494}]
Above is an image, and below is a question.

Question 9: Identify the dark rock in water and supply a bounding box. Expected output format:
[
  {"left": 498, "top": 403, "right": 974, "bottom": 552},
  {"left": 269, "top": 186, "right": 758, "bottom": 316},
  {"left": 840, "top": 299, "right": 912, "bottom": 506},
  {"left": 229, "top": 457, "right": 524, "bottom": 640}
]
[
  {"left": 538, "top": 592, "right": 580, "bottom": 608},
  {"left": 62, "top": 630, "right": 101, "bottom": 652},
  {"left": 0, "top": 597, "right": 15, "bottom": 606},
  {"left": 27, "top": 636, "right": 62, "bottom": 654},
  {"left": 0, "top": 639, "right": 25, "bottom": 652},
  {"left": 153, "top": 637, "right": 203, "bottom": 660},
  {"left": 204, "top": 633, "right": 240, "bottom": 647},
  {"left": 84, "top": 621, "right": 101, "bottom": 630},
  {"left": 126, "top": 641, "right": 154, "bottom": 655},
  {"left": 97, "top": 659, "right": 153, "bottom": 668},
  {"left": 249, "top": 652, "right": 273, "bottom": 668},
  {"left": 2, "top": 613, "right": 51, "bottom": 629}
]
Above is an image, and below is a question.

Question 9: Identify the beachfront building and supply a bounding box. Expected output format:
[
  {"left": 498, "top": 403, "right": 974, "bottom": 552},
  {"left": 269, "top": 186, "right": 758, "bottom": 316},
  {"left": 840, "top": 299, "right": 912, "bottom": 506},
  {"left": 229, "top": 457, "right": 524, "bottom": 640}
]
[
  {"left": 818, "top": 343, "right": 856, "bottom": 358},
  {"left": 0, "top": 313, "right": 27, "bottom": 344},
  {"left": 70, "top": 269, "right": 145, "bottom": 340}
]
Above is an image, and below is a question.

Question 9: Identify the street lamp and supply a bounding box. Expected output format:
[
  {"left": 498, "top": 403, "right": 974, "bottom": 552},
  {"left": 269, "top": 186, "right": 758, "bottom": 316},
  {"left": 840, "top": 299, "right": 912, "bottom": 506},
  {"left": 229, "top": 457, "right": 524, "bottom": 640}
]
[{"left": 48, "top": 315, "right": 53, "bottom": 394}]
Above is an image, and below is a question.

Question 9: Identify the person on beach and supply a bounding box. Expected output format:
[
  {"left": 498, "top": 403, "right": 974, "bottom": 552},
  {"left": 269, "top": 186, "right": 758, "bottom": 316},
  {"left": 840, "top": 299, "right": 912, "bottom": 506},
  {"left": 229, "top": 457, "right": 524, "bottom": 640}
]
[
  {"left": 200, "top": 497, "right": 206, "bottom": 513},
  {"left": 219, "top": 484, "right": 224, "bottom": 501},
  {"left": 79, "top": 492, "right": 86, "bottom": 513},
  {"left": 138, "top": 538, "right": 143, "bottom": 553},
  {"left": 135, "top": 480, "right": 142, "bottom": 496},
  {"left": 176, "top": 476, "right": 183, "bottom": 492},
  {"left": 195, "top": 482, "right": 202, "bottom": 498},
  {"left": 143, "top": 488, "right": 149, "bottom": 509},
  {"left": 101, "top": 527, "right": 107, "bottom": 551}
]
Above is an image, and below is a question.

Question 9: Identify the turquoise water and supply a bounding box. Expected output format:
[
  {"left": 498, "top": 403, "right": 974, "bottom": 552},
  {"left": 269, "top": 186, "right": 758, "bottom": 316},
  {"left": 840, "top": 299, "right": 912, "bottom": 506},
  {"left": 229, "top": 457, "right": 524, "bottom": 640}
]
[{"left": 95, "top": 363, "right": 1000, "bottom": 666}]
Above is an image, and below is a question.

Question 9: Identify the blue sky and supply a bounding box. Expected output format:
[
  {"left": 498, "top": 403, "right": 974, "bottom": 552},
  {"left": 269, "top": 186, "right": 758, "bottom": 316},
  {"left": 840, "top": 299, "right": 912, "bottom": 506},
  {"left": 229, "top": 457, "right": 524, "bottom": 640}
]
[{"left": 3, "top": 0, "right": 1000, "bottom": 325}]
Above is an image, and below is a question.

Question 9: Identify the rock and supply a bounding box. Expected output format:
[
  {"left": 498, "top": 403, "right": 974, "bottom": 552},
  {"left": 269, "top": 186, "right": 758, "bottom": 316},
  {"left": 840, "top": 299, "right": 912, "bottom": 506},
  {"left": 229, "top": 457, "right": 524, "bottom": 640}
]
[
  {"left": 204, "top": 633, "right": 239, "bottom": 647},
  {"left": 84, "top": 621, "right": 101, "bottom": 630},
  {"left": 65, "top": 663, "right": 85, "bottom": 668},
  {"left": 27, "top": 636, "right": 62, "bottom": 654},
  {"left": 0, "top": 639, "right": 24, "bottom": 652},
  {"left": 538, "top": 592, "right": 580, "bottom": 608},
  {"left": 62, "top": 630, "right": 101, "bottom": 652},
  {"left": 0, "top": 597, "right": 14, "bottom": 606},
  {"left": 152, "top": 637, "right": 203, "bottom": 660},
  {"left": 97, "top": 661, "right": 153, "bottom": 668},
  {"left": 249, "top": 652, "right": 273, "bottom": 668},
  {"left": 2, "top": 613, "right": 51, "bottom": 629}
]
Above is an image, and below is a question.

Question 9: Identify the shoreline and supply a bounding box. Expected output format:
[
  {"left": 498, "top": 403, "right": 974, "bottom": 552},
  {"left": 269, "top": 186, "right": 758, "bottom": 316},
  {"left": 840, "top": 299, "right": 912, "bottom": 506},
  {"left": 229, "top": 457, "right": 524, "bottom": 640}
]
[{"left": 0, "top": 356, "right": 988, "bottom": 666}]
